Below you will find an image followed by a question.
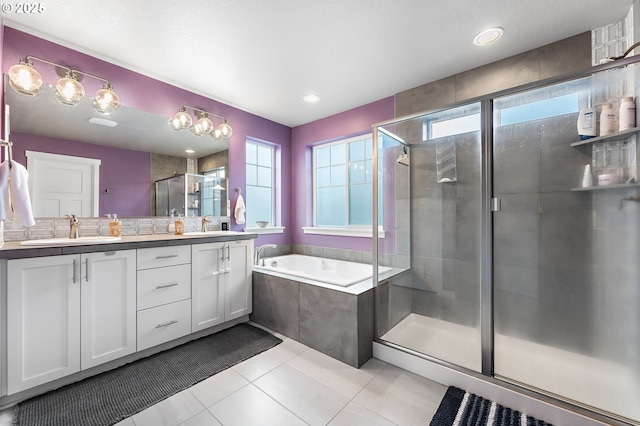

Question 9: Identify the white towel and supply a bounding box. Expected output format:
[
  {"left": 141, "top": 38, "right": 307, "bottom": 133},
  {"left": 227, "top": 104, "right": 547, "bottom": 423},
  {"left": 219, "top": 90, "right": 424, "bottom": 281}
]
[
  {"left": 234, "top": 194, "right": 246, "bottom": 224},
  {"left": 0, "top": 160, "right": 36, "bottom": 228}
]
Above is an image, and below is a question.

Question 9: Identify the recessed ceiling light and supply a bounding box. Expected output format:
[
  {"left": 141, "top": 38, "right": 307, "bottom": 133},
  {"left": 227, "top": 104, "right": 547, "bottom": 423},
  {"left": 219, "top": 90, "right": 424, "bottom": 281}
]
[
  {"left": 473, "top": 27, "right": 504, "bottom": 46},
  {"left": 303, "top": 94, "right": 320, "bottom": 103},
  {"left": 185, "top": 149, "right": 195, "bottom": 154}
]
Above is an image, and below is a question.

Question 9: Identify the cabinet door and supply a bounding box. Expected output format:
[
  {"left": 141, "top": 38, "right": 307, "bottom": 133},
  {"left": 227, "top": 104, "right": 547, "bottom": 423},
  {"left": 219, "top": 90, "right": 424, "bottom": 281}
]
[
  {"left": 80, "top": 250, "right": 137, "bottom": 370},
  {"left": 192, "top": 243, "right": 226, "bottom": 332},
  {"left": 7, "top": 255, "right": 81, "bottom": 394},
  {"left": 226, "top": 240, "right": 253, "bottom": 321}
]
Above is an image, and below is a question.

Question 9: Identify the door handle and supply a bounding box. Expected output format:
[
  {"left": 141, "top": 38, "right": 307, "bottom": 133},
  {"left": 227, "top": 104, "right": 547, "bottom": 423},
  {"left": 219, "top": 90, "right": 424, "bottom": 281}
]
[
  {"left": 72, "top": 258, "right": 77, "bottom": 283},
  {"left": 156, "top": 254, "right": 179, "bottom": 260},
  {"left": 85, "top": 258, "right": 89, "bottom": 282}
]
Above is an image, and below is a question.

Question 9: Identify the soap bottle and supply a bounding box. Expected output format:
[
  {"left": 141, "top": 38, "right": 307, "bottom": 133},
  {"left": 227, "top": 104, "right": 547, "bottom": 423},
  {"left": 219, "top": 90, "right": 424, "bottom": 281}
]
[
  {"left": 619, "top": 96, "right": 636, "bottom": 131},
  {"left": 174, "top": 214, "right": 184, "bottom": 236},
  {"left": 108, "top": 214, "right": 122, "bottom": 237},
  {"left": 600, "top": 103, "right": 616, "bottom": 136},
  {"left": 577, "top": 106, "right": 596, "bottom": 140}
]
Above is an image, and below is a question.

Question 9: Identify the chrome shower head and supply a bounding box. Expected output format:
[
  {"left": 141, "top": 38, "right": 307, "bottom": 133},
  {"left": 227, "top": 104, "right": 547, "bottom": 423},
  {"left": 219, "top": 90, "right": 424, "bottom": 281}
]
[{"left": 397, "top": 146, "right": 410, "bottom": 166}]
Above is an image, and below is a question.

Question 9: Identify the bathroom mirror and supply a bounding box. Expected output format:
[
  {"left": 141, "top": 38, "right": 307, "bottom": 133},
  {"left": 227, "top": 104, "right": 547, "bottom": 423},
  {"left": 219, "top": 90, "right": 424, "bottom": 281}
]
[{"left": 4, "top": 75, "right": 229, "bottom": 217}]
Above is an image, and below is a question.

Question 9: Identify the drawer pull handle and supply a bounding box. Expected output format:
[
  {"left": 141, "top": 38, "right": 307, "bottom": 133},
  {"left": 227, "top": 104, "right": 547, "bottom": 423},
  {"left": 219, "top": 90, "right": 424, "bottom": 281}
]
[
  {"left": 156, "top": 254, "right": 179, "bottom": 260},
  {"left": 156, "top": 320, "right": 178, "bottom": 328},
  {"left": 155, "top": 283, "right": 179, "bottom": 290}
]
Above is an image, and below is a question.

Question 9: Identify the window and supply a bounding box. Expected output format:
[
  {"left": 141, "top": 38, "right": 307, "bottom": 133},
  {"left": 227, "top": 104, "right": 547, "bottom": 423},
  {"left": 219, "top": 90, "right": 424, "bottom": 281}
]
[
  {"left": 245, "top": 140, "right": 275, "bottom": 226},
  {"left": 312, "top": 134, "right": 382, "bottom": 231}
]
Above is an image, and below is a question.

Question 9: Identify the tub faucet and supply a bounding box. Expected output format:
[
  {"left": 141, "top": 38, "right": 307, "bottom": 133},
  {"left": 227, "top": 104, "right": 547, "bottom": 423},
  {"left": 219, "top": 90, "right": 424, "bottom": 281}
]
[
  {"left": 255, "top": 244, "right": 277, "bottom": 266},
  {"left": 201, "top": 216, "right": 212, "bottom": 232},
  {"left": 67, "top": 214, "right": 79, "bottom": 239}
]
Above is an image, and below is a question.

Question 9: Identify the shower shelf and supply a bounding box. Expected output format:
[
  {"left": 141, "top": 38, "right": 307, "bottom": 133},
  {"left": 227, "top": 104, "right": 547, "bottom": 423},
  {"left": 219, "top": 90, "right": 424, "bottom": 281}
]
[
  {"left": 570, "top": 127, "right": 640, "bottom": 147},
  {"left": 570, "top": 182, "right": 640, "bottom": 191}
]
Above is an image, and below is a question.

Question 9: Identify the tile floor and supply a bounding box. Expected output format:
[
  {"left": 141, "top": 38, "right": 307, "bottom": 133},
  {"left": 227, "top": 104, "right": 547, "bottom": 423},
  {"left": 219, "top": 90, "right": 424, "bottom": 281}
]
[{"left": 0, "top": 324, "right": 448, "bottom": 426}]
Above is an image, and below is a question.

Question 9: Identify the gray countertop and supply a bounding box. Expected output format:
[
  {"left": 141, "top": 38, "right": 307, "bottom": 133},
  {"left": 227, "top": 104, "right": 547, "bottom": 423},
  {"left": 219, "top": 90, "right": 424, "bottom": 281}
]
[{"left": 0, "top": 232, "right": 258, "bottom": 259}]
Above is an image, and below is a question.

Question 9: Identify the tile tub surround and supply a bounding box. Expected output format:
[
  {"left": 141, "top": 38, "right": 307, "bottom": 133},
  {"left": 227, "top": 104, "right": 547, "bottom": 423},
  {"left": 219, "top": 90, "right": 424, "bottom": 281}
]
[{"left": 251, "top": 271, "right": 375, "bottom": 368}]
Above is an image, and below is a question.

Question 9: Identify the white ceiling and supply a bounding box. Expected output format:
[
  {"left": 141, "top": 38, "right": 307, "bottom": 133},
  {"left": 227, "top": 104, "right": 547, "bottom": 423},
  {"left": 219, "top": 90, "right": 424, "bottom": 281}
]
[{"left": 3, "top": 0, "right": 634, "bottom": 128}]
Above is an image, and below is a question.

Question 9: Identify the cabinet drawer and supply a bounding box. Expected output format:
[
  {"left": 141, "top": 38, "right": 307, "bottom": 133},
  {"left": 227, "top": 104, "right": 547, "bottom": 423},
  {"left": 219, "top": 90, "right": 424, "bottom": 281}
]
[
  {"left": 137, "top": 264, "right": 191, "bottom": 310},
  {"left": 137, "top": 300, "right": 191, "bottom": 351},
  {"left": 137, "top": 246, "right": 190, "bottom": 270}
]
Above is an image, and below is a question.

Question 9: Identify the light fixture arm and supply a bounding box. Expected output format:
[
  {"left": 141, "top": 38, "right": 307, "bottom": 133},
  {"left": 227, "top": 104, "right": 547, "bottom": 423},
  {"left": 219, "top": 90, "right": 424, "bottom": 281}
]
[
  {"left": 24, "top": 55, "right": 111, "bottom": 86},
  {"left": 182, "top": 105, "right": 226, "bottom": 121}
]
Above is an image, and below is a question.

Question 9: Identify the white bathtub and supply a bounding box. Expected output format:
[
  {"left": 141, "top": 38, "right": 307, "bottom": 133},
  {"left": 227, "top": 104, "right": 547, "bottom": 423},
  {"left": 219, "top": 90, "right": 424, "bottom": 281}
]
[{"left": 254, "top": 254, "right": 391, "bottom": 287}]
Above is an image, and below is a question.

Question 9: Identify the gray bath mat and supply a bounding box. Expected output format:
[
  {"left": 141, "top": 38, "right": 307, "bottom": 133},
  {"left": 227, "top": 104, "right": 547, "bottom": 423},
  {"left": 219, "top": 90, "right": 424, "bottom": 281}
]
[
  {"left": 13, "top": 323, "right": 282, "bottom": 426},
  {"left": 430, "top": 386, "right": 553, "bottom": 426}
]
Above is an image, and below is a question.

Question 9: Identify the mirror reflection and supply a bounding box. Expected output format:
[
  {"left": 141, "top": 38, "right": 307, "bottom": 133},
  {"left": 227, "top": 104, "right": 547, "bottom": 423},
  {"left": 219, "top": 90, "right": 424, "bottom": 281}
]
[{"left": 5, "top": 76, "right": 230, "bottom": 218}]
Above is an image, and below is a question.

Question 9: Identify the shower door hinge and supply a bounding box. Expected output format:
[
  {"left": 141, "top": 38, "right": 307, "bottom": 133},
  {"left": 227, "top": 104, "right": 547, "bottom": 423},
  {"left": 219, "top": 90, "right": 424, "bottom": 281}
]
[{"left": 491, "top": 198, "right": 501, "bottom": 212}]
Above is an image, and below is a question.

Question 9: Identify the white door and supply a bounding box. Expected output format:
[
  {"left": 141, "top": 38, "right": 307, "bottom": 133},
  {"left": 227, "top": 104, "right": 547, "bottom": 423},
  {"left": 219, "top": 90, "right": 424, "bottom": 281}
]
[
  {"left": 26, "top": 151, "right": 100, "bottom": 217},
  {"left": 80, "top": 250, "right": 137, "bottom": 370},
  {"left": 226, "top": 240, "right": 253, "bottom": 321},
  {"left": 192, "top": 242, "right": 226, "bottom": 332},
  {"left": 7, "top": 255, "right": 81, "bottom": 394}
]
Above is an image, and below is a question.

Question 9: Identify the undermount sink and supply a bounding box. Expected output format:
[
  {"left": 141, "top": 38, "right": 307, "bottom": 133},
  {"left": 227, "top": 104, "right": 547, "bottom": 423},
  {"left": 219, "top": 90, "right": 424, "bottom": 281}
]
[
  {"left": 20, "top": 236, "right": 122, "bottom": 246},
  {"left": 183, "top": 231, "right": 242, "bottom": 236}
]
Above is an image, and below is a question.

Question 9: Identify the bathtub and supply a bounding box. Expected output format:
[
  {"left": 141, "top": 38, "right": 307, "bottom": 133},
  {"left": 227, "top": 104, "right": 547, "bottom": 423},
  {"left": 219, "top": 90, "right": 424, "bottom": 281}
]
[{"left": 253, "top": 254, "right": 391, "bottom": 287}]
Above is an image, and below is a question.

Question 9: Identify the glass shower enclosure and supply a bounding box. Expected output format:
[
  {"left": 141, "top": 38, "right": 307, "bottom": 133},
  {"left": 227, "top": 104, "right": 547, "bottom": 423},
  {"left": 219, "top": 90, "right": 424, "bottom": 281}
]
[
  {"left": 373, "top": 57, "right": 640, "bottom": 424},
  {"left": 155, "top": 173, "right": 228, "bottom": 217}
]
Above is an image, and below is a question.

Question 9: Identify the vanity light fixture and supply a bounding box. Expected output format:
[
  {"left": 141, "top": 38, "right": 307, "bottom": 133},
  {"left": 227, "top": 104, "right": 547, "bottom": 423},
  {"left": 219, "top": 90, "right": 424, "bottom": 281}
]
[
  {"left": 168, "top": 105, "right": 233, "bottom": 140},
  {"left": 473, "top": 27, "right": 504, "bottom": 46},
  {"left": 8, "top": 55, "right": 121, "bottom": 112}
]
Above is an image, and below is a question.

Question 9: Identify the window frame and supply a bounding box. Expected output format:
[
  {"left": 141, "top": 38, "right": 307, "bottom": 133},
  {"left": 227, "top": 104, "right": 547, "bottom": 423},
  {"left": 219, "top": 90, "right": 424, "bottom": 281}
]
[
  {"left": 306, "top": 133, "right": 384, "bottom": 238},
  {"left": 245, "top": 139, "right": 283, "bottom": 233}
]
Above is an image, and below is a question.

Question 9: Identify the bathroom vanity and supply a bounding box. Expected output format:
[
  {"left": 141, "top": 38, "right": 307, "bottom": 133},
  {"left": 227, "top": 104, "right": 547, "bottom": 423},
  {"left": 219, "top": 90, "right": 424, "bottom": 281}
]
[{"left": 0, "top": 232, "right": 255, "bottom": 407}]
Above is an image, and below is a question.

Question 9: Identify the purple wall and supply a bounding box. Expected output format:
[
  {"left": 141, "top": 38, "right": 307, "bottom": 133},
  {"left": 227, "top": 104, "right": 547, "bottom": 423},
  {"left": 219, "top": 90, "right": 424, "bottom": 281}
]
[
  {"left": 3, "top": 27, "right": 292, "bottom": 235},
  {"left": 11, "top": 132, "right": 151, "bottom": 217},
  {"left": 3, "top": 26, "right": 395, "bottom": 251},
  {"left": 290, "top": 98, "right": 395, "bottom": 251}
]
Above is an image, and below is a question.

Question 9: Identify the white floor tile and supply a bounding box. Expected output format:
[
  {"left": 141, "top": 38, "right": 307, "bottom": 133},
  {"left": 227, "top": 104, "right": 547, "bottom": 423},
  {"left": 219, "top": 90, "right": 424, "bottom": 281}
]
[
  {"left": 0, "top": 409, "right": 13, "bottom": 426},
  {"left": 328, "top": 401, "right": 396, "bottom": 426},
  {"left": 353, "top": 364, "right": 447, "bottom": 425},
  {"left": 132, "top": 389, "right": 205, "bottom": 426},
  {"left": 189, "top": 368, "right": 249, "bottom": 408},
  {"left": 208, "top": 384, "right": 306, "bottom": 426},
  {"left": 267, "top": 336, "right": 308, "bottom": 363},
  {"left": 232, "top": 350, "right": 285, "bottom": 382},
  {"left": 254, "top": 363, "right": 350, "bottom": 426},
  {"left": 287, "top": 348, "right": 386, "bottom": 398},
  {"left": 178, "top": 410, "right": 222, "bottom": 426}
]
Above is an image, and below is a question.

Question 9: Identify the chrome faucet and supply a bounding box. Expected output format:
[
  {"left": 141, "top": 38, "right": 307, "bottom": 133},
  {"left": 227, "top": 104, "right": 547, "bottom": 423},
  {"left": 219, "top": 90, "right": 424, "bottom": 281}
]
[
  {"left": 255, "top": 244, "right": 277, "bottom": 266},
  {"left": 67, "top": 214, "right": 79, "bottom": 239},
  {"left": 201, "top": 216, "right": 212, "bottom": 232}
]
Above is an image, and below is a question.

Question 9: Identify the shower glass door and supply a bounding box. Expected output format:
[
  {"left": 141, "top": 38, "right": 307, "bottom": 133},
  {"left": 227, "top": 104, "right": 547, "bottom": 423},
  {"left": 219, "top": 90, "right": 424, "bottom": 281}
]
[
  {"left": 492, "top": 66, "right": 640, "bottom": 423},
  {"left": 375, "top": 103, "right": 483, "bottom": 372}
]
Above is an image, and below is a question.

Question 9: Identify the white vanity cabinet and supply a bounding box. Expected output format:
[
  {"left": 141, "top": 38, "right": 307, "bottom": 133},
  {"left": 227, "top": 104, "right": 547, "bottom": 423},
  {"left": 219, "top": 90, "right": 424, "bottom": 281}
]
[
  {"left": 191, "top": 239, "right": 253, "bottom": 332},
  {"left": 6, "top": 250, "right": 136, "bottom": 394},
  {"left": 136, "top": 246, "right": 192, "bottom": 351},
  {"left": 80, "top": 250, "right": 137, "bottom": 369}
]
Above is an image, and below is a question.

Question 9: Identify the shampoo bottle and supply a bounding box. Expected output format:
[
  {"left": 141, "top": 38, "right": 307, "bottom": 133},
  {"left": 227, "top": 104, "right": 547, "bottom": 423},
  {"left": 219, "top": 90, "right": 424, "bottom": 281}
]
[
  {"left": 577, "top": 107, "right": 596, "bottom": 140},
  {"left": 619, "top": 96, "right": 636, "bottom": 131},
  {"left": 600, "top": 103, "right": 616, "bottom": 136}
]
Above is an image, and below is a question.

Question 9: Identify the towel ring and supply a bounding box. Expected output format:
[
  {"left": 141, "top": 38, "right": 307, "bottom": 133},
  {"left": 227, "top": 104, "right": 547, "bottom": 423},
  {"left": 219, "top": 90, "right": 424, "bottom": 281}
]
[{"left": 235, "top": 187, "right": 242, "bottom": 194}]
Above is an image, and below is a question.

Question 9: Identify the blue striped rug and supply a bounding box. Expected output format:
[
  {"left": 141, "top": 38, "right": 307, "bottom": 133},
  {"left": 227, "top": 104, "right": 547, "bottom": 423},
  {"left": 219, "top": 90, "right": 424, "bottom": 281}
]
[{"left": 430, "top": 386, "right": 553, "bottom": 426}]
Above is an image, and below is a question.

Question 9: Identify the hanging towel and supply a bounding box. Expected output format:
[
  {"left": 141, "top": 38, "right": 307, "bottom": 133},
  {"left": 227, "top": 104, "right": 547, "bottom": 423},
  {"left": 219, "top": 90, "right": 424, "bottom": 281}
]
[
  {"left": 234, "top": 194, "right": 246, "bottom": 224},
  {"left": 0, "top": 160, "right": 36, "bottom": 228}
]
